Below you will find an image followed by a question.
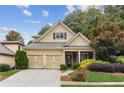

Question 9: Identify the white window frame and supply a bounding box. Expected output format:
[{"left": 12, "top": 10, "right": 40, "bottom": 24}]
[{"left": 54, "top": 32, "right": 65, "bottom": 39}]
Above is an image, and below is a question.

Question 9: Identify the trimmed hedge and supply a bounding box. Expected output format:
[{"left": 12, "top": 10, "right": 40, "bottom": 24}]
[
  {"left": 0, "top": 64, "right": 10, "bottom": 72},
  {"left": 15, "top": 50, "right": 29, "bottom": 69},
  {"left": 88, "top": 63, "right": 115, "bottom": 72},
  {"left": 113, "top": 63, "right": 124, "bottom": 72},
  {"left": 88, "top": 63, "right": 124, "bottom": 73},
  {"left": 73, "top": 63, "right": 80, "bottom": 69},
  {"left": 60, "top": 64, "right": 67, "bottom": 70}
]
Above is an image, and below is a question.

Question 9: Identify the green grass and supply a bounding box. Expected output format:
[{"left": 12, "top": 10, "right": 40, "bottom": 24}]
[
  {"left": 87, "top": 71, "right": 124, "bottom": 82},
  {"left": 0, "top": 70, "right": 18, "bottom": 77},
  {"left": 61, "top": 84, "right": 124, "bottom": 87}
]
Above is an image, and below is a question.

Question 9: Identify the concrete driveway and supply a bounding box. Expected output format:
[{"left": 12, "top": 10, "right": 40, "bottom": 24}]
[{"left": 0, "top": 69, "right": 61, "bottom": 87}]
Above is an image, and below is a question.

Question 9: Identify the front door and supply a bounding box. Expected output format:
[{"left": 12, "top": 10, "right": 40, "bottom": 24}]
[{"left": 65, "top": 53, "right": 73, "bottom": 68}]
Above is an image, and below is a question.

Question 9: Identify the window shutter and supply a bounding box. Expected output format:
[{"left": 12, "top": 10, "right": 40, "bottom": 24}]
[
  {"left": 64, "top": 32, "right": 67, "bottom": 39},
  {"left": 53, "top": 33, "right": 55, "bottom": 39}
]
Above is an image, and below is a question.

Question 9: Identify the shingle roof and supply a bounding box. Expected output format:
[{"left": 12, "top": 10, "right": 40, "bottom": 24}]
[
  {"left": 0, "top": 44, "right": 14, "bottom": 55},
  {"left": 24, "top": 42, "right": 93, "bottom": 50},
  {"left": 0, "top": 41, "right": 24, "bottom": 46},
  {"left": 25, "top": 42, "right": 66, "bottom": 49}
]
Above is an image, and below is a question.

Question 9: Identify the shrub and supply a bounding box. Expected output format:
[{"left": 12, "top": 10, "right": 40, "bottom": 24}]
[
  {"left": 80, "top": 59, "right": 108, "bottom": 69},
  {"left": 88, "top": 63, "right": 115, "bottom": 72},
  {"left": 15, "top": 50, "right": 29, "bottom": 69},
  {"left": 80, "top": 59, "right": 94, "bottom": 69},
  {"left": 0, "top": 64, "right": 10, "bottom": 72},
  {"left": 115, "top": 56, "right": 124, "bottom": 64},
  {"left": 69, "top": 67, "right": 87, "bottom": 81},
  {"left": 109, "top": 55, "right": 117, "bottom": 63},
  {"left": 60, "top": 64, "right": 67, "bottom": 70},
  {"left": 73, "top": 63, "right": 80, "bottom": 69},
  {"left": 113, "top": 63, "right": 124, "bottom": 72}
]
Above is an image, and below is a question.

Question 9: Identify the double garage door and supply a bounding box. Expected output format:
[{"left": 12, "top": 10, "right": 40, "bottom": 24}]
[{"left": 28, "top": 55, "right": 62, "bottom": 69}]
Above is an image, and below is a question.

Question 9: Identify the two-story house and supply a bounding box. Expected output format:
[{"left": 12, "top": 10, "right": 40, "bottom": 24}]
[{"left": 25, "top": 22, "right": 95, "bottom": 69}]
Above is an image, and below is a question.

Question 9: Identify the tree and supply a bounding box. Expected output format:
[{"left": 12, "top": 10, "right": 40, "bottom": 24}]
[
  {"left": 104, "top": 5, "right": 124, "bottom": 30},
  {"left": 91, "top": 22, "right": 124, "bottom": 61},
  {"left": 27, "top": 40, "right": 33, "bottom": 45},
  {"left": 6, "top": 30, "right": 24, "bottom": 44},
  {"left": 15, "top": 50, "right": 29, "bottom": 69},
  {"left": 63, "top": 7, "right": 104, "bottom": 39},
  {"left": 38, "top": 24, "right": 51, "bottom": 35},
  {"left": 63, "top": 10, "right": 83, "bottom": 34},
  {"left": 91, "top": 31, "right": 118, "bottom": 61}
]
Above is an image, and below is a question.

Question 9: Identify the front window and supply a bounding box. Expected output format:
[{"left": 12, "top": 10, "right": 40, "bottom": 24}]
[{"left": 53, "top": 32, "right": 67, "bottom": 39}]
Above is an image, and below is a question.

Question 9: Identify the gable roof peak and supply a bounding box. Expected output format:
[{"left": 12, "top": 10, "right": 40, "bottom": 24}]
[
  {"left": 36, "top": 21, "right": 76, "bottom": 42},
  {"left": 64, "top": 32, "right": 91, "bottom": 46}
]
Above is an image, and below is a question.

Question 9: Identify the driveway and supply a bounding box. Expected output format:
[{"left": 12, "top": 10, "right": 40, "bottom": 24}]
[{"left": 0, "top": 69, "right": 60, "bottom": 87}]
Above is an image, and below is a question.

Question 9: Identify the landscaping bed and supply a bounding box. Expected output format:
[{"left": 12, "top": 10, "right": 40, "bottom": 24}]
[
  {"left": 61, "top": 70, "right": 124, "bottom": 82},
  {"left": 0, "top": 70, "right": 19, "bottom": 81},
  {"left": 61, "top": 58, "right": 124, "bottom": 83}
]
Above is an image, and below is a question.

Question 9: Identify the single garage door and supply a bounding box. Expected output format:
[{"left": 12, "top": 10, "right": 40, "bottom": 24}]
[
  {"left": 28, "top": 55, "right": 44, "bottom": 68},
  {"left": 46, "top": 55, "right": 62, "bottom": 69}
]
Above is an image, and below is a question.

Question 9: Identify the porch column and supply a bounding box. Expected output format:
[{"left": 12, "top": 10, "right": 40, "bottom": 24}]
[
  {"left": 63, "top": 50, "right": 65, "bottom": 64},
  {"left": 78, "top": 51, "right": 80, "bottom": 63},
  {"left": 93, "top": 51, "right": 96, "bottom": 59}
]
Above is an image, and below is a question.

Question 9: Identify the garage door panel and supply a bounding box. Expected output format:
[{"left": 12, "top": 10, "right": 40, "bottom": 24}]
[
  {"left": 46, "top": 55, "right": 61, "bottom": 69},
  {"left": 28, "top": 55, "right": 35, "bottom": 63},
  {"left": 28, "top": 55, "right": 43, "bottom": 68},
  {"left": 36, "top": 56, "right": 43, "bottom": 62},
  {"left": 29, "top": 62, "right": 35, "bottom": 68},
  {"left": 46, "top": 56, "right": 53, "bottom": 62}
]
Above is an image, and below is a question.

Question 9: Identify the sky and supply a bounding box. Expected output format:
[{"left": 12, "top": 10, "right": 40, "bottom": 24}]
[{"left": 0, "top": 5, "right": 102, "bottom": 43}]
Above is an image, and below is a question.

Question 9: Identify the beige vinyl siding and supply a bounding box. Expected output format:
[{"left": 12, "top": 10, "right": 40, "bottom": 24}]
[
  {"left": 68, "top": 36, "right": 89, "bottom": 46},
  {"left": 4, "top": 44, "right": 23, "bottom": 53},
  {"left": 0, "top": 55, "right": 15, "bottom": 67},
  {"left": 39, "top": 24, "right": 74, "bottom": 42}
]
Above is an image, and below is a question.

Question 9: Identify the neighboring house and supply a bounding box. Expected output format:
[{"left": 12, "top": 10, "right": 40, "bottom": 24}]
[
  {"left": 25, "top": 22, "right": 95, "bottom": 69},
  {"left": 0, "top": 41, "right": 24, "bottom": 67}
]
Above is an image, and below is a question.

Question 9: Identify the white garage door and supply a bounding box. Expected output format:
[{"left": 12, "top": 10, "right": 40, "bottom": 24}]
[
  {"left": 46, "top": 55, "right": 62, "bottom": 69},
  {"left": 28, "top": 55, "right": 44, "bottom": 68}
]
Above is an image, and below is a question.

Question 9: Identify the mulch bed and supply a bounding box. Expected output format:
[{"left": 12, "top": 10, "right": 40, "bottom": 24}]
[
  {"left": 61, "top": 76, "right": 73, "bottom": 81},
  {"left": 0, "top": 75, "right": 7, "bottom": 81},
  {"left": 107, "top": 72, "right": 124, "bottom": 76}
]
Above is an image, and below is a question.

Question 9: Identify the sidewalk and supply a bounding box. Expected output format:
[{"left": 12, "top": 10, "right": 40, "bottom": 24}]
[{"left": 61, "top": 81, "right": 124, "bottom": 85}]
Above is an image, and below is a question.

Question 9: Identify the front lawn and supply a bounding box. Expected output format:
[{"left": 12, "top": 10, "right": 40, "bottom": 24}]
[
  {"left": 0, "top": 70, "right": 18, "bottom": 79},
  {"left": 61, "top": 84, "right": 124, "bottom": 87},
  {"left": 87, "top": 71, "right": 124, "bottom": 82}
]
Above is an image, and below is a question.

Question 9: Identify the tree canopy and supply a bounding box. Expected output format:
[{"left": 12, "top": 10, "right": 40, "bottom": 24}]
[
  {"left": 38, "top": 24, "right": 51, "bottom": 35},
  {"left": 5, "top": 30, "right": 24, "bottom": 44},
  {"left": 63, "top": 7, "right": 104, "bottom": 39}
]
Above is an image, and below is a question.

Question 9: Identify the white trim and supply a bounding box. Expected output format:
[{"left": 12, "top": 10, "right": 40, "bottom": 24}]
[
  {"left": 78, "top": 51, "right": 80, "bottom": 63},
  {"left": 64, "top": 32, "right": 91, "bottom": 46},
  {"left": 36, "top": 21, "right": 76, "bottom": 42},
  {"left": 63, "top": 50, "right": 65, "bottom": 64}
]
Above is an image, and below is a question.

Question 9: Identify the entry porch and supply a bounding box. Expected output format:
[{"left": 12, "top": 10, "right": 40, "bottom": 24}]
[{"left": 64, "top": 50, "right": 95, "bottom": 68}]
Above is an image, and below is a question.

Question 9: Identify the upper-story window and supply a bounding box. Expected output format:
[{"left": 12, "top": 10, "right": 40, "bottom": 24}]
[{"left": 53, "top": 32, "right": 67, "bottom": 39}]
